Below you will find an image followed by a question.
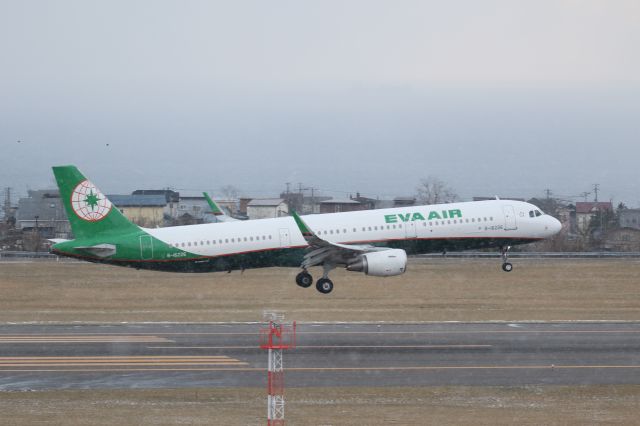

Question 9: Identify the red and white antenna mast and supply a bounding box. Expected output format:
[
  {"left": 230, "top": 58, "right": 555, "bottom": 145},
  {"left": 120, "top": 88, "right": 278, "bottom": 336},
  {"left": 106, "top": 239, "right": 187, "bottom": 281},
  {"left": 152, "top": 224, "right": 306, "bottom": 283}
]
[{"left": 260, "top": 311, "right": 296, "bottom": 426}]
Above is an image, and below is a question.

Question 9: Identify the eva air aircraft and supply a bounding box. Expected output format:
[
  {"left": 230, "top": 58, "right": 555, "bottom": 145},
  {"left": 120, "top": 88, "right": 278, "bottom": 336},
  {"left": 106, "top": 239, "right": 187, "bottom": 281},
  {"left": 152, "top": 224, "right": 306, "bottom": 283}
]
[{"left": 51, "top": 166, "right": 561, "bottom": 294}]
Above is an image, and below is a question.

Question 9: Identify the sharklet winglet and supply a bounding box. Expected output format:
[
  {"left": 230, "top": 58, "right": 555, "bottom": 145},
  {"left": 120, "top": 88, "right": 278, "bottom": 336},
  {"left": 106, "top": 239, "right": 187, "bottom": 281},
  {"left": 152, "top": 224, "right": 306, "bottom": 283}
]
[{"left": 291, "top": 210, "right": 314, "bottom": 239}]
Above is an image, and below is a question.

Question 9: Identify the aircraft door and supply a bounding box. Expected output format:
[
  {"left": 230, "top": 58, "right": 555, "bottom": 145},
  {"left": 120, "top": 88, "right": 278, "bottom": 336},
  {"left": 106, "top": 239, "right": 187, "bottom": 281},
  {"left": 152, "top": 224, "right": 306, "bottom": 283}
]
[
  {"left": 279, "top": 228, "right": 291, "bottom": 247},
  {"left": 503, "top": 205, "right": 517, "bottom": 230},
  {"left": 139, "top": 235, "right": 154, "bottom": 259},
  {"left": 405, "top": 221, "right": 417, "bottom": 238}
]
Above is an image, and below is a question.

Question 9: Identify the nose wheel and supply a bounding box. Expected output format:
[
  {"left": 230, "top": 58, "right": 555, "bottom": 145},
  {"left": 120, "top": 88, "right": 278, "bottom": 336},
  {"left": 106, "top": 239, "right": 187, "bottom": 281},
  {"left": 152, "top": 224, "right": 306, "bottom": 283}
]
[{"left": 500, "top": 246, "right": 513, "bottom": 272}]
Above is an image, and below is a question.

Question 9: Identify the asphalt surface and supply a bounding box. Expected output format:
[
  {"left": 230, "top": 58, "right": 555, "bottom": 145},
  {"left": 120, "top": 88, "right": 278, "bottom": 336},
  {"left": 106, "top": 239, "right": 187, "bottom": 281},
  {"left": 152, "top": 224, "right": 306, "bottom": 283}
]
[{"left": 0, "top": 322, "right": 639, "bottom": 390}]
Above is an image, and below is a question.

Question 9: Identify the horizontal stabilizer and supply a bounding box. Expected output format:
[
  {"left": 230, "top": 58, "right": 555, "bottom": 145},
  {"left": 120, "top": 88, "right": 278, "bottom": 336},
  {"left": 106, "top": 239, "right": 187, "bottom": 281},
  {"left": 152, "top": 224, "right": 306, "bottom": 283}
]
[
  {"left": 48, "top": 238, "right": 70, "bottom": 244},
  {"left": 75, "top": 244, "right": 116, "bottom": 258}
]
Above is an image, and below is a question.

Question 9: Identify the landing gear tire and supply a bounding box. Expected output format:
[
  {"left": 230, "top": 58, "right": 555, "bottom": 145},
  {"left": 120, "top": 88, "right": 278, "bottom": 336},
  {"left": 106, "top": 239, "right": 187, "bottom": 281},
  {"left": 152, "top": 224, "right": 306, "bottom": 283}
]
[
  {"left": 316, "top": 278, "right": 334, "bottom": 294},
  {"left": 295, "top": 271, "right": 313, "bottom": 288},
  {"left": 502, "top": 262, "right": 513, "bottom": 272}
]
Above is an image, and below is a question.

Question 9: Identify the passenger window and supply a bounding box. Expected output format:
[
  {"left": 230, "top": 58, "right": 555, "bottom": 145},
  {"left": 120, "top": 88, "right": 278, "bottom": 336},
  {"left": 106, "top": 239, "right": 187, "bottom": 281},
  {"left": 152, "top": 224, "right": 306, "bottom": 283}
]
[
  {"left": 187, "top": 242, "right": 191, "bottom": 246},
  {"left": 353, "top": 228, "right": 357, "bottom": 232},
  {"left": 225, "top": 239, "right": 229, "bottom": 243},
  {"left": 343, "top": 229, "right": 347, "bottom": 233},
  {"left": 471, "top": 218, "right": 475, "bottom": 222},
  {"left": 429, "top": 222, "right": 432, "bottom": 226},
  {"left": 368, "top": 227, "right": 372, "bottom": 231}
]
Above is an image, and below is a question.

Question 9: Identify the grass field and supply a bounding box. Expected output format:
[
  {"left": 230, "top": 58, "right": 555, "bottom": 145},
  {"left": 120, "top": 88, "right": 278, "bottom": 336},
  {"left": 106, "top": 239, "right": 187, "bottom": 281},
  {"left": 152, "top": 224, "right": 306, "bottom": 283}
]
[
  {"left": 2, "top": 386, "right": 640, "bottom": 425},
  {"left": 0, "top": 258, "right": 639, "bottom": 322}
]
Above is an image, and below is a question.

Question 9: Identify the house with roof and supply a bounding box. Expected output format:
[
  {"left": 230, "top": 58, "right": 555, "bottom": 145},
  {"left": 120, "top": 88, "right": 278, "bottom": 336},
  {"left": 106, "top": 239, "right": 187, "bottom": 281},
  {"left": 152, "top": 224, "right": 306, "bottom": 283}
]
[
  {"left": 108, "top": 194, "right": 168, "bottom": 227},
  {"left": 575, "top": 201, "right": 613, "bottom": 232},
  {"left": 619, "top": 209, "right": 640, "bottom": 230},
  {"left": 16, "top": 190, "right": 71, "bottom": 239},
  {"left": 247, "top": 198, "right": 288, "bottom": 219},
  {"left": 319, "top": 198, "right": 363, "bottom": 214}
]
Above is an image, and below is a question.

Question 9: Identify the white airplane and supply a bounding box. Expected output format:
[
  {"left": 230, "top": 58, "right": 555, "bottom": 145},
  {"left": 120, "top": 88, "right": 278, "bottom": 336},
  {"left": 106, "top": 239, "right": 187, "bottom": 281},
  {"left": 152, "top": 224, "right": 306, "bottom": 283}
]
[{"left": 50, "top": 166, "right": 561, "bottom": 294}]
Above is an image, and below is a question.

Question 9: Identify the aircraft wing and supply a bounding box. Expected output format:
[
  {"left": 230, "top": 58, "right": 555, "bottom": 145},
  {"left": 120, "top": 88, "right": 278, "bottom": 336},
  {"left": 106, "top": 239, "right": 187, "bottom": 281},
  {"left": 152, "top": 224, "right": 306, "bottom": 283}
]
[{"left": 291, "top": 211, "right": 389, "bottom": 269}]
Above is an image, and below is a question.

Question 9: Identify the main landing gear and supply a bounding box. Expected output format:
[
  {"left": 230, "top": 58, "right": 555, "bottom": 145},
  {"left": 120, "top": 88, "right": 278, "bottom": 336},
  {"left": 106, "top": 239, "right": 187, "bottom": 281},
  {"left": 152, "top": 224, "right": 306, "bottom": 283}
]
[
  {"left": 500, "top": 246, "right": 513, "bottom": 272},
  {"left": 295, "top": 271, "right": 313, "bottom": 288},
  {"left": 295, "top": 264, "right": 335, "bottom": 294}
]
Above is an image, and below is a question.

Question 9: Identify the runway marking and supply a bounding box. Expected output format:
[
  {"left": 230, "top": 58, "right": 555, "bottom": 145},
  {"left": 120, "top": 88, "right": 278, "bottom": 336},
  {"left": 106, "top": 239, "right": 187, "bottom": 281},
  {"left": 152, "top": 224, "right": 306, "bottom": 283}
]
[
  {"left": 0, "top": 356, "right": 247, "bottom": 368},
  {"left": 0, "top": 335, "right": 172, "bottom": 343},
  {"left": 145, "top": 345, "right": 493, "bottom": 350},
  {"left": 1, "top": 365, "right": 640, "bottom": 373}
]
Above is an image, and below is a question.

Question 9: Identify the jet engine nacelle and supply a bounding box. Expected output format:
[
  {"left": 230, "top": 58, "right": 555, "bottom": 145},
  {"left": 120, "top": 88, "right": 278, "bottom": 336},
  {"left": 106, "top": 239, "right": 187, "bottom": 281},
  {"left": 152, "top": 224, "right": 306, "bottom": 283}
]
[{"left": 346, "top": 249, "right": 407, "bottom": 277}]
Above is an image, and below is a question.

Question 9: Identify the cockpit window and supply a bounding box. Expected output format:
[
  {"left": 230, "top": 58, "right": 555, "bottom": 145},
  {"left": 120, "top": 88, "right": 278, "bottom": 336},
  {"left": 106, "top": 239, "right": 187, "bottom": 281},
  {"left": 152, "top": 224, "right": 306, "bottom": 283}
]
[
  {"left": 529, "top": 211, "right": 535, "bottom": 218},
  {"left": 535, "top": 210, "right": 542, "bottom": 217}
]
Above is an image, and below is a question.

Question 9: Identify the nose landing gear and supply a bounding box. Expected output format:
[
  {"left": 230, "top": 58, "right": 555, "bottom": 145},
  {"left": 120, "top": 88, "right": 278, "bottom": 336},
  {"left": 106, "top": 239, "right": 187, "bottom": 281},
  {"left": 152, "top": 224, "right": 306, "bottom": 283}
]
[{"left": 500, "top": 246, "right": 513, "bottom": 272}]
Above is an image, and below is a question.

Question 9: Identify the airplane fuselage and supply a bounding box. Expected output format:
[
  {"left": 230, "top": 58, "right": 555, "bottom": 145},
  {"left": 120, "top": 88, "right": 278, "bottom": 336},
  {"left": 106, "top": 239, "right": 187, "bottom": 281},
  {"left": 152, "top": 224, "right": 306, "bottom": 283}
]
[{"left": 52, "top": 199, "right": 560, "bottom": 273}]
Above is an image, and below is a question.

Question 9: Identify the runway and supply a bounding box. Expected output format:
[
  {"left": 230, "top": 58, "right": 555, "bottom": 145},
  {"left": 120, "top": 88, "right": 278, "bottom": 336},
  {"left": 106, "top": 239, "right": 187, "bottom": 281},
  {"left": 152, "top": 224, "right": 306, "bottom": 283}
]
[{"left": 0, "top": 322, "right": 639, "bottom": 390}]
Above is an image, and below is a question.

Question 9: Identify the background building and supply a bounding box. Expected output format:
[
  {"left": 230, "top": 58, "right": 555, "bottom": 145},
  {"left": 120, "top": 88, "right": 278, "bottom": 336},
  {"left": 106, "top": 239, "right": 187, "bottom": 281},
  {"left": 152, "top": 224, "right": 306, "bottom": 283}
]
[
  {"left": 247, "top": 199, "right": 288, "bottom": 219},
  {"left": 319, "top": 198, "right": 363, "bottom": 214},
  {"left": 109, "top": 194, "right": 168, "bottom": 227},
  {"left": 16, "top": 190, "right": 70, "bottom": 239},
  {"left": 575, "top": 202, "right": 614, "bottom": 232},
  {"left": 619, "top": 209, "right": 640, "bottom": 230}
]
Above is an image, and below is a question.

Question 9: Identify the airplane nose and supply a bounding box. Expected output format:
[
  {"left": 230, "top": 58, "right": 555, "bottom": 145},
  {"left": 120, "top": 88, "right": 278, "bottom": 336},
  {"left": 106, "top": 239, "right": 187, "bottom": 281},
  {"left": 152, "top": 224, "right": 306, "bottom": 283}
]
[{"left": 548, "top": 216, "right": 562, "bottom": 235}]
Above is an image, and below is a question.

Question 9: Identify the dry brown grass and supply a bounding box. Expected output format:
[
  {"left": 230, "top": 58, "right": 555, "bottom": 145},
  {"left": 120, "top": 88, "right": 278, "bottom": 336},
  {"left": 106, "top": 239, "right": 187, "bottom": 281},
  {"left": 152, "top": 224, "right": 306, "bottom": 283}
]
[
  {"left": 0, "top": 258, "right": 639, "bottom": 322},
  {"left": 2, "top": 386, "right": 640, "bottom": 425}
]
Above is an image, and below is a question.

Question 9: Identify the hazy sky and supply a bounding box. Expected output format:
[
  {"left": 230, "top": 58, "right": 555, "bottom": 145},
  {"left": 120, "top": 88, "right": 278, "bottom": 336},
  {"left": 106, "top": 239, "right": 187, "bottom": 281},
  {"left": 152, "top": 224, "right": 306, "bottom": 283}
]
[{"left": 1, "top": 1, "right": 639, "bottom": 205}]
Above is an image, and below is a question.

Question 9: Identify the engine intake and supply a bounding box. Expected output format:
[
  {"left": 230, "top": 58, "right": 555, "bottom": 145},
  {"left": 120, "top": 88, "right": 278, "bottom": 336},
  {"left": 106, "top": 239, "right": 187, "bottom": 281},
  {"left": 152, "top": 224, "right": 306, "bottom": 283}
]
[{"left": 346, "top": 249, "right": 407, "bottom": 277}]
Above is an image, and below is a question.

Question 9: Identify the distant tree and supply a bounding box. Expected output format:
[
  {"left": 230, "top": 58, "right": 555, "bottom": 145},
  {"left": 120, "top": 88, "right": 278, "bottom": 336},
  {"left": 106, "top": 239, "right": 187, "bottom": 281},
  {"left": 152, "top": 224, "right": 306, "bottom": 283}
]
[
  {"left": 415, "top": 176, "right": 458, "bottom": 205},
  {"left": 220, "top": 185, "right": 239, "bottom": 200}
]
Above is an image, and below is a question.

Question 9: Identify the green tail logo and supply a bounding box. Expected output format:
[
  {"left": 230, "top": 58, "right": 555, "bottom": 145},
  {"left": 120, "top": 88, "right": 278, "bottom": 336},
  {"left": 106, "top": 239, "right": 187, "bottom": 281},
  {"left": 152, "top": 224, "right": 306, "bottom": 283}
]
[{"left": 52, "top": 165, "right": 140, "bottom": 239}]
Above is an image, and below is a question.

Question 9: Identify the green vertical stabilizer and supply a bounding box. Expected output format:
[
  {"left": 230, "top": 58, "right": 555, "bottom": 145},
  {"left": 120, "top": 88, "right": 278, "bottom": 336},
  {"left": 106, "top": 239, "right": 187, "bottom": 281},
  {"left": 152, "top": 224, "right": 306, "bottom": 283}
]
[{"left": 52, "top": 165, "right": 140, "bottom": 239}]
